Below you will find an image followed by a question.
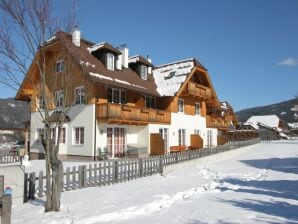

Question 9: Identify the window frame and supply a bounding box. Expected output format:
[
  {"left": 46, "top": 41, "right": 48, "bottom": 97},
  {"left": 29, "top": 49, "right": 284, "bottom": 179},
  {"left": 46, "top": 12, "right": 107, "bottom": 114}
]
[
  {"left": 144, "top": 95, "right": 156, "bottom": 109},
  {"left": 178, "top": 129, "right": 186, "bottom": 146},
  {"left": 75, "top": 86, "right": 85, "bottom": 105},
  {"left": 107, "top": 53, "right": 115, "bottom": 71},
  {"left": 73, "top": 127, "right": 84, "bottom": 145},
  {"left": 178, "top": 98, "right": 184, "bottom": 113},
  {"left": 55, "top": 90, "right": 64, "bottom": 108},
  {"left": 55, "top": 60, "right": 64, "bottom": 73},
  {"left": 37, "top": 95, "right": 45, "bottom": 110},
  {"left": 140, "top": 64, "right": 148, "bottom": 80},
  {"left": 195, "top": 102, "right": 200, "bottom": 115},
  {"left": 59, "top": 127, "right": 66, "bottom": 144},
  {"left": 108, "top": 88, "right": 126, "bottom": 104}
]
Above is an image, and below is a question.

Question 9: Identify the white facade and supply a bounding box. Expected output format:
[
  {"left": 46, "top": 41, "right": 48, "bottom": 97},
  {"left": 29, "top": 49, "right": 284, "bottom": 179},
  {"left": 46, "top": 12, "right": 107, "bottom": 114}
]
[
  {"left": 30, "top": 104, "right": 95, "bottom": 158},
  {"left": 30, "top": 104, "right": 218, "bottom": 159}
]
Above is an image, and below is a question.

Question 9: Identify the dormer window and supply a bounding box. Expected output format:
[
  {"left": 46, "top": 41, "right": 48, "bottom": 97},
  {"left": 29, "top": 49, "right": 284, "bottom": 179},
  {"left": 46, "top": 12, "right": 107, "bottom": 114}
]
[
  {"left": 55, "top": 60, "right": 64, "bottom": 73},
  {"left": 140, "top": 65, "right": 148, "bottom": 80},
  {"left": 107, "top": 53, "right": 114, "bottom": 70}
]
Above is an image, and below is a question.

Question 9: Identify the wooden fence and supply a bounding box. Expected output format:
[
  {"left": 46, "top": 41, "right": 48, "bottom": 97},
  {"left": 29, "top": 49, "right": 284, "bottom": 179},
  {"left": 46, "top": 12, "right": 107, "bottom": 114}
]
[
  {"left": 24, "top": 138, "right": 260, "bottom": 202},
  {"left": 0, "top": 151, "right": 20, "bottom": 164}
]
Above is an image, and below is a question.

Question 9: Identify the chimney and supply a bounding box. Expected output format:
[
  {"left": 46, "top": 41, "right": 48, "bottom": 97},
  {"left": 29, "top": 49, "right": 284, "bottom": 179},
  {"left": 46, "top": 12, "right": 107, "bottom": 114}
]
[
  {"left": 120, "top": 44, "right": 129, "bottom": 68},
  {"left": 72, "top": 26, "right": 81, "bottom": 47},
  {"left": 116, "top": 53, "right": 122, "bottom": 70},
  {"left": 147, "top": 55, "right": 152, "bottom": 75}
]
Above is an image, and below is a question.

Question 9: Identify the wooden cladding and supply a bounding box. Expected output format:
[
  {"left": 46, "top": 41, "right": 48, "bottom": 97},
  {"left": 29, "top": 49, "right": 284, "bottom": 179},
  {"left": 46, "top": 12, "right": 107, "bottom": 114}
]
[
  {"left": 217, "top": 135, "right": 228, "bottom": 145},
  {"left": 97, "top": 103, "right": 171, "bottom": 125},
  {"left": 181, "top": 82, "right": 212, "bottom": 100},
  {"left": 206, "top": 115, "right": 230, "bottom": 130},
  {"left": 150, "top": 133, "right": 164, "bottom": 155}
]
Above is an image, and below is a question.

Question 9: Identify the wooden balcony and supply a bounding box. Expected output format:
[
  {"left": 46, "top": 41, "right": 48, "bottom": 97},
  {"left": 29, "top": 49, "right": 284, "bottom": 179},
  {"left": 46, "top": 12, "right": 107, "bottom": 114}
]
[
  {"left": 206, "top": 116, "right": 230, "bottom": 130},
  {"left": 181, "top": 82, "right": 212, "bottom": 100},
  {"left": 97, "top": 103, "right": 171, "bottom": 125}
]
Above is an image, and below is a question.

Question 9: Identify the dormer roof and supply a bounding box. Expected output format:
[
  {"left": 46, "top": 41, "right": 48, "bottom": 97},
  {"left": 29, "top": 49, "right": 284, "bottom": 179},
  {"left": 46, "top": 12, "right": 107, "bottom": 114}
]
[
  {"left": 128, "top": 55, "right": 154, "bottom": 67},
  {"left": 87, "top": 42, "right": 122, "bottom": 55}
]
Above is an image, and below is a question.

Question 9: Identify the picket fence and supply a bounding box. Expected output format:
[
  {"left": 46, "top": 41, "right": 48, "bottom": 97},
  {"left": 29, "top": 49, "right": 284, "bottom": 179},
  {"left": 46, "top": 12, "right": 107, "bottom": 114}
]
[
  {"left": 24, "top": 138, "right": 260, "bottom": 202},
  {"left": 0, "top": 151, "right": 20, "bottom": 164}
]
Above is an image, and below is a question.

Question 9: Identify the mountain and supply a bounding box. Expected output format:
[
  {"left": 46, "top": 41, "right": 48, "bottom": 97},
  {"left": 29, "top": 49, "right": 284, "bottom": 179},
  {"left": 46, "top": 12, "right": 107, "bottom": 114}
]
[
  {"left": 236, "top": 98, "right": 298, "bottom": 124},
  {"left": 0, "top": 98, "right": 30, "bottom": 129}
]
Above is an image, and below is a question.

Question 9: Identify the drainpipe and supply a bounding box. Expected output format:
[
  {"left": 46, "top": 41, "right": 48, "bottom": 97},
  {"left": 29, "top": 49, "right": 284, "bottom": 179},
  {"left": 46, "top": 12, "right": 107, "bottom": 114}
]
[{"left": 93, "top": 98, "right": 97, "bottom": 161}]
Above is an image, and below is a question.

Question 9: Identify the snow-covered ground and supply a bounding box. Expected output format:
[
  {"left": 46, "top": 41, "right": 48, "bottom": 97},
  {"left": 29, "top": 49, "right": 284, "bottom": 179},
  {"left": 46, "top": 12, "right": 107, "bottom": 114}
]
[{"left": 13, "top": 141, "right": 298, "bottom": 224}]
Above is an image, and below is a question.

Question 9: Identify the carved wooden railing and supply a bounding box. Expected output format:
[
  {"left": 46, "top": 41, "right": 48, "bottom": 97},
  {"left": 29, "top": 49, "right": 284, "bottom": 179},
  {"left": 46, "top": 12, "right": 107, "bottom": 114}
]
[{"left": 97, "top": 103, "right": 171, "bottom": 124}]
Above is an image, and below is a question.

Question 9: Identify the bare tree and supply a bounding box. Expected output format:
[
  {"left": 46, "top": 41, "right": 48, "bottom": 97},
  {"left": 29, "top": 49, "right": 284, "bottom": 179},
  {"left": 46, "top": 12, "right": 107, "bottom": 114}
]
[{"left": 0, "top": 0, "right": 77, "bottom": 212}]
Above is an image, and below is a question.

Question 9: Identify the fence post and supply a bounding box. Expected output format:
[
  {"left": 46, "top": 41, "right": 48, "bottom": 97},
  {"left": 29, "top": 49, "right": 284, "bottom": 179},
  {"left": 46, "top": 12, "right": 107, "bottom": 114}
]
[
  {"left": 159, "top": 156, "right": 163, "bottom": 176},
  {"left": 114, "top": 160, "right": 118, "bottom": 183},
  {"left": 23, "top": 173, "right": 28, "bottom": 203},
  {"left": 0, "top": 175, "right": 3, "bottom": 198},
  {"left": 175, "top": 153, "right": 178, "bottom": 163},
  {"left": 139, "top": 158, "right": 143, "bottom": 177},
  {"left": 1, "top": 194, "right": 12, "bottom": 224},
  {"left": 29, "top": 172, "right": 36, "bottom": 200}
]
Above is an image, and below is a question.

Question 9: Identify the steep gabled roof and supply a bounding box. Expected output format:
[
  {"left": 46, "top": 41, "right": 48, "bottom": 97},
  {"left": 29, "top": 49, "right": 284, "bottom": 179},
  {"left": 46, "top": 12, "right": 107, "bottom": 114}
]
[{"left": 54, "top": 32, "right": 160, "bottom": 96}]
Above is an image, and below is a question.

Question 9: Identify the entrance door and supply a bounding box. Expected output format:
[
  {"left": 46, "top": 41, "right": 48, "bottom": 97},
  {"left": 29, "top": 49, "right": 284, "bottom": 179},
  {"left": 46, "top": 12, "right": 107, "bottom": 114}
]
[{"left": 107, "top": 127, "right": 126, "bottom": 158}]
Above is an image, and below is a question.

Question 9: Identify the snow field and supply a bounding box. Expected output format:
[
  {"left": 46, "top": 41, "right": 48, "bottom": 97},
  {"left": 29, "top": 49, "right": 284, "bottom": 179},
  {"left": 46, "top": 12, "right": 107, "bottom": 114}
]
[{"left": 12, "top": 141, "right": 298, "bottom": 224}]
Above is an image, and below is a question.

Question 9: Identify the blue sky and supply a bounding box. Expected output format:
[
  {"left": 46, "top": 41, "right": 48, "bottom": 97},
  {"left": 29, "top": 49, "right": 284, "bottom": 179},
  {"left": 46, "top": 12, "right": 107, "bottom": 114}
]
[{"left": 2, "top": 0, "right": 298, "bottom": 111}]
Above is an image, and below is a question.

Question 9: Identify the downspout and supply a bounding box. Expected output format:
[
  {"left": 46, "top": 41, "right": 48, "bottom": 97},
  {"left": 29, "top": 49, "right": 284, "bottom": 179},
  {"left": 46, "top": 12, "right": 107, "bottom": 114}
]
[{"left": 93, "top": 98, "right": 98, "bottom": 161}]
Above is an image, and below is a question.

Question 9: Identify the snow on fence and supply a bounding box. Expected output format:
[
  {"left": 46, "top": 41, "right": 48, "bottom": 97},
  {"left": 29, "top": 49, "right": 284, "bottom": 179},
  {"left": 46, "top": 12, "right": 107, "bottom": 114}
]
[
  {"left": 23, "top": 138, "right": 260, "bottom": 203},
  {"left": 0, "top": 151, "right": 20, "bottom": 164}
]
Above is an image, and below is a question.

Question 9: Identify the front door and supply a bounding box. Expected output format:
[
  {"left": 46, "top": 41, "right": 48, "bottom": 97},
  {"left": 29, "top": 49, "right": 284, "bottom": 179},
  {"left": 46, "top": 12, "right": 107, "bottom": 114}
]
[{"left": 107, "top": 127, "right": 126, "bottom": 158}]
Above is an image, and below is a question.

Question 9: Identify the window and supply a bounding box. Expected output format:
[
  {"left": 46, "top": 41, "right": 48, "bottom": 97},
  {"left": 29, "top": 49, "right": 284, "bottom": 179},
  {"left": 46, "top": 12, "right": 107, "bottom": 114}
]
[
  {"left": 55, "top": 91, "right": 64, "bottom": 108},
  {"left": 178, "top": 129, "right": 186, "bottom": 146},
  {"left": 195, "top": 102, "right": 200, "bottom": 115},
  {"left": 207, "top": 130, "right": 213, "bottom": 147},
  {"left": 37, "top": 128, "right": 44, "bottom": 144},
  {"left": 107, "top": 53, "right": 115, "bottom": 70},
  {"left": 159, "top": 128, "right": 168, "bottom": 151},
  {"left": 75, "top": 86, "right": 85, "bottom": 105},
  {"left": 178, "top": 98, "right": 184, "bottom": 113},
  {"left": 50, "top": 127, "right": 56, "bottom": 144},
  {"left": 38, "top": 95, "right": 45, "bottom": 110},
  {"left": 194, "top": 129, "right": 201, "bottom": 136},
  {"left": 107, "top": 127, "right": 126, "bottom": 158},
  {"left": 74, "top": 127, "right": 84, "bottom": 145},
  {"left": 59, "top": 127, "right": 66, "bottom": 144},
  {"left": 145, "top": 95, "right": 155, "bottom": 109},
  {"left": 108, "top": 88, "right": 126, "bottom": 104},
  {"left": 140, "top": 65, "right": 148, "bottom": 80},
  {"left": 55, "top": 60, "right": 64, "bottom": 73}
]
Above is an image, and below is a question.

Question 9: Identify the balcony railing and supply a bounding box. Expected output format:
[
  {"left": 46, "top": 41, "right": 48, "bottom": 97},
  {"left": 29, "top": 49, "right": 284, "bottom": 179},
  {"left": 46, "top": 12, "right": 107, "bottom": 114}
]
[
  {"left": 183, "top": 82, "right": 212, "bottom": 100},
  {"left": 97, "top": 103, "right": 171, "bottom": 125},
  {"left": 206, "top": 115, "right": 230, "bottom": 130}
]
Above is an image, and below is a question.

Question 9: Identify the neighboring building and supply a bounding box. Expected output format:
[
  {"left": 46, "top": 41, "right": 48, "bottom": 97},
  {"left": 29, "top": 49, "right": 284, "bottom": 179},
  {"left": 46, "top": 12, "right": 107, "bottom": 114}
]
[
  {"left": 239, "top": 115, "right": 288, "bottom": 140},
  {"left": 15, "top": 29, "right": 236, "bottom": 160}
]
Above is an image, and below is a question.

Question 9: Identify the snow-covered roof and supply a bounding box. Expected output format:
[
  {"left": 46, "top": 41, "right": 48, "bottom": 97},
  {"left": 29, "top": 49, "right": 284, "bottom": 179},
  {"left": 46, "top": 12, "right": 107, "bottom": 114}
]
[
  {"left": 242, "top": 122, "right": 259, "bottom": 130},
  {"left": 245, "top": 115, "right": 280, "bottom": 129},
  {"left": 153, "top": 59, "right": 195, "bottom": 96}
]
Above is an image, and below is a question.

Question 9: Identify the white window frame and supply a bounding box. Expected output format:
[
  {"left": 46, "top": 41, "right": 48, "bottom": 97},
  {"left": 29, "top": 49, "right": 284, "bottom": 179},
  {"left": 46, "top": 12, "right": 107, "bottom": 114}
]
[
  {"left": 55, "top": 60, "right": 64, "bottom": 73},
  {"left": 59, "top": 127, "right": 66, "bottom": 145},
  {"left": 37, "top": 95, "right": 45, "bottom": 110},
  {"left": 195, "top": 102, "right": 200, "bottom": 115},
  {"left": 107, "top": 53, "right": 115, "bottom": 71},
  {"left": 108, "top": 88, "right": 126, "bottom": 104},
  {"left": 178, "top": 98, "right": 184, "bottom": 113},
  {"left": 75, "top": 86, "right": 85, "bottom": 105},
  {"left": 55, "top": 90, "right": 64, "bottom": 108},
  {"left": 178, "top": 129, "right": 186, "bottom": 146},
  {"left": 36, "top": 128, "right": 44, "bottom": 144},
  {"left": 140, "top": 65, "right": 148, "bottom": 80},
  {"left": 73, "top": 127, "right": 84, "bottom": 145}
]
